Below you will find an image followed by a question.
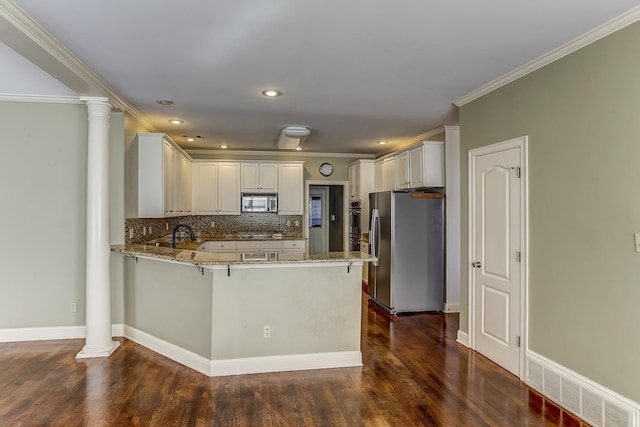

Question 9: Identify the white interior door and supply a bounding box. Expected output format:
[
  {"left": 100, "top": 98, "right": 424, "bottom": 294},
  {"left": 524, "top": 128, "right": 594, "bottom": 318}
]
[
  {"left": 308, "top": 187, "right": 329, "bottom": 253},
  {"left": 470, "top": 138, "right": 526, "bottom": 377}
]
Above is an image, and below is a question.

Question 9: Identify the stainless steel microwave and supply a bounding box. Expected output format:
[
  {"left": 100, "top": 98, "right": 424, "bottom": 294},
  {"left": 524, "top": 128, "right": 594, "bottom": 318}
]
[{"left": 241, "top": 193, "right": 278, "bottom": 213}]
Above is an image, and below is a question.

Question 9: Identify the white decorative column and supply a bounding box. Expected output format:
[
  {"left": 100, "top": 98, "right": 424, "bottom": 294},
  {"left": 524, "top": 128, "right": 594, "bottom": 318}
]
[{"left": 76, "top": 97, "right": 120, "bottom": 359}]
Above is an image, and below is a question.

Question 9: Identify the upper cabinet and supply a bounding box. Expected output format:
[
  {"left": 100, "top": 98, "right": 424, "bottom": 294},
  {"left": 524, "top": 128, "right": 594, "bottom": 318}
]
[
  {"left": 277, "top": 163, "right": 304, "bottom": 215},
  {"left": 374, "top": 160, "right": 385, "bottom": 192},
  {"left": 348, "top": 160, "right": 375, "bottom": 231},
  {"left": 193, "top": 162, "right": 241, "bottom": 215},
  {"left": 138, "top": 133, "right": 193, "bottom": 218},
  {"left": 241, "top": 163, "right": 278, "bottom": 192},
  {"left": 374, "top": 141, "right": 444, "bottom": 191},
  {"left": 136, "top": 133, "right": 305, "bottom": 218}
]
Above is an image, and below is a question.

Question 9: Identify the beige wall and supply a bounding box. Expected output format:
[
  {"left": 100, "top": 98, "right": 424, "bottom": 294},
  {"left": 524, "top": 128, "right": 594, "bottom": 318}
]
[
  {"left": 459, "top": 23, "right": 640, "bottom": 401},
  {"left": 188, "top": 151, "right": 356, "bottom": 182}
]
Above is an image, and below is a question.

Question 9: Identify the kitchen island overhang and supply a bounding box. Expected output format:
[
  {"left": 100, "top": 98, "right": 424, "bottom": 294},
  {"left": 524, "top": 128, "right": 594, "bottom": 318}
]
[{"left": 112, "top": 245, "right": 375, "bottom": 377}]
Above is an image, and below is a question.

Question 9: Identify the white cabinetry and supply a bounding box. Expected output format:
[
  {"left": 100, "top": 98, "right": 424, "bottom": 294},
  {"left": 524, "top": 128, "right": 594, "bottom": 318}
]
[
  {"left": 236, "top": 240, "right": 283, "bottom": 253},
  {"left": 373, "top": 141, "right": 444, "bottom": 192},
  {"left": 348, "top": 162, "right": 360, "bottom": 200},
  {"left": 199, "top": 239, "right": 306, "bottom": 254},
  {"left": 193, "top": 162, "right": 241, "bottom": 215},
  {"left": 347, "top": 160, "right": 374, "bottom": 230},
  {"left": 374, "top": 160, "right": 385, "bottom": 192},
  {"left": 241, "top": 163, "right": 278, "bottom": 192},
  {"left": 395, "top": 151, "right": 409, "bottom": 189},
  {"left": 198, "top": 241, "right": 237, "bottom": 252},
  {"left": 138, "top": 133, "right": 193, "bottom": 218},
  {"left": 277, "top": 163, "right": 304, "bottom": 215},
  {"left": 383, "top": 157, "right": 396, "bottom": 191},
  {"left": 282, "top": 240, "right": 306, "bottom": 253}
]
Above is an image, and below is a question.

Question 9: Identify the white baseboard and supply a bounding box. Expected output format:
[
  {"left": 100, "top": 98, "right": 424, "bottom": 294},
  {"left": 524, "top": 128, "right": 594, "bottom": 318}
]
[
  {"left": 0, "top": 325, "right": 85, "bottom": 342},
  {"left": 0, "top": 324, "right": 126, "bottom": 343},
  {"left": 122, "top": 326, "right": 211, "bottom": 376},
  {"left": 526, "top": 350, "right": 640, "bottom": 427},
  {"left": 445, "top": 303, "right": 460, "bottom": 313},
  {"left": 210, "top": 351, "right": 363, "bottom": 377},
  {"left": 111, "top": 324, "right": 124, "bottom": 337},
  {"left": 456, "top": 330, "right": 469, "bottom": 347}
]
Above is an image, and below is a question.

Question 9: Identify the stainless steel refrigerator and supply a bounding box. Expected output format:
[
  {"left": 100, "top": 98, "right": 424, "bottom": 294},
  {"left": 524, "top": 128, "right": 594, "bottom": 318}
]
[{"left": 368, "top": 191, "right": 444, "bottom": 313}]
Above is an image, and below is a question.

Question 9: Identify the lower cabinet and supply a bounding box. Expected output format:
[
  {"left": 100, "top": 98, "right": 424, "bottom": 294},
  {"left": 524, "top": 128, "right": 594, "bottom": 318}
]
[
  {"left": 282, "top": 240, "right": 305, "bottom": 253},
  {"left": 199, "top": 240, "right": 307, "bottom": 254}
]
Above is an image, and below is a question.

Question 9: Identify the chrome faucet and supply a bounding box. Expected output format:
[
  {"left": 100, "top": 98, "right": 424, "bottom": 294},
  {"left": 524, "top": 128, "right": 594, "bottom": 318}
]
[{"left": 172, "top": 224, "right": 196, "bottom": 248}]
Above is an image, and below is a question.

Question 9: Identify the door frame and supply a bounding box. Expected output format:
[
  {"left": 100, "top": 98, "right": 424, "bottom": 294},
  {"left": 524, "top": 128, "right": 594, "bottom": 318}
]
[
  {"left": 308, "top": 186, "right": 329, "bottom": 253},
  {"left": 305, "top": 180, "right": 349, "bottom": 252},
  {"left": 468, "top": 136, "right": 529, "bottom": 380}
]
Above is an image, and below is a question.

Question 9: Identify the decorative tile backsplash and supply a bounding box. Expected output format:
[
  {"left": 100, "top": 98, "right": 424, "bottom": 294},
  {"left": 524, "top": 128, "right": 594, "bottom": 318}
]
[{"left": 125, "top": 214, "right": 304, "bottom": 244}]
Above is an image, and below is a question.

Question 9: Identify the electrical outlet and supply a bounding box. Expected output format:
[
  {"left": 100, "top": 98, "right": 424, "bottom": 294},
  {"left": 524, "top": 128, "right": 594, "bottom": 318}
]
[
  {"left": 286, "top": 221, "right": 291, "bottom": 227},
  {"left": 148, "top": 226, "right": 152, "bottom": 234},
  {"left": 129, "top": 228, "right": 134, "bottom": 239},
  {"left": 211, "top": 221, "right": 215, "bottom": 228},
  {"left": 295, "top": 220, "right": 299, "bottom": 227},
  {"left": 70, "top": 303, "right": 77, "bottom": 313},
  {"left": 635, "top": 233, "right": 640, "bottom": 253},
  {"left": 165, "top": 222, "right": 169, "bottom": 231},
  {"left": 142, "top": 226, "right": 146, "bottom": 236},
  {"left": 263, "top": 325, "right": 271, "bottom": 338}
]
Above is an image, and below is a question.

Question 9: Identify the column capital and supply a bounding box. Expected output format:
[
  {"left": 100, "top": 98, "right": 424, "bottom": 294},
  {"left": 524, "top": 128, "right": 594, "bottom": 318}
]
[{"left": 80, "top": 96, "right": 110, "bottom": 104}]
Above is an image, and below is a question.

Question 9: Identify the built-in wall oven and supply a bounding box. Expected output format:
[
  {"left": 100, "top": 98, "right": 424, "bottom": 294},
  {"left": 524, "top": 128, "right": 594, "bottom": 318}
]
[{"left": 349, "top": 200, "right": 361, "bottom": 251}]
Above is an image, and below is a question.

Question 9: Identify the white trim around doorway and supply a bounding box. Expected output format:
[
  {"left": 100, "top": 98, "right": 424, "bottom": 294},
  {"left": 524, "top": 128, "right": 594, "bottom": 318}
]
[{"left": 467, "top": 136, "right": 529, "bottom": 381}]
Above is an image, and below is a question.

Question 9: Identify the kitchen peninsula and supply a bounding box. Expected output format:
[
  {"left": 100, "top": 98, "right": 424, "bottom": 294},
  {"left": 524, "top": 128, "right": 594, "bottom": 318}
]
[{"left": 113, "top": 241, "right": 375, "bottom": 377}]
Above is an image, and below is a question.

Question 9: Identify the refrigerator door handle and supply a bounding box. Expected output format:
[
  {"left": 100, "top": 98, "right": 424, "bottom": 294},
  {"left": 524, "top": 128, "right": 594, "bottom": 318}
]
[{"left": 370, "top": 209, "right": 380, "bottom": 266}]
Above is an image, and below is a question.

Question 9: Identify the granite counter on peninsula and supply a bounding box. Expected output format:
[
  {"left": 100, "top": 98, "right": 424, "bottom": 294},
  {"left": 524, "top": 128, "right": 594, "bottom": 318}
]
[{"left": 112, "top": 244, "right": 376, "bottom": 377}]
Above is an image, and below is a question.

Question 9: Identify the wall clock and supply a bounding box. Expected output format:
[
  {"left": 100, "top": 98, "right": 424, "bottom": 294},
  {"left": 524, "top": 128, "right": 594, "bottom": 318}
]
[{"left": 319, "top": 162, "right": 334, "bottom": 177}]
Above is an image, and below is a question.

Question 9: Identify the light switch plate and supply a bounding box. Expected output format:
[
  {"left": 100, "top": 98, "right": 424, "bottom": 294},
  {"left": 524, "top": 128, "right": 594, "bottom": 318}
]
[{"left": 635, "top": 233, "right": 640, "bottom": 253}]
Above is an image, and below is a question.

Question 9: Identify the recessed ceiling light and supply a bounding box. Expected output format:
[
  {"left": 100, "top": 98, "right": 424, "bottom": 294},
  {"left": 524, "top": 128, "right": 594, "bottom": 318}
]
[
  {"left": 186, "top": 137, "right": 195, "bottom": 142},
  {"left": 170, "top": 119, "right": 184, "bottom": 124},
  {"left": 156, "top": 99, "right": 174, "bottom": 106},
  {"left": 295, "top": 147, "right": 302, "bottom": 151},
  {"left": 261, "top": 89, "right": 282, "bottom": 97},
  {"left": 377, "top": 140, "right": 388, "bottom": 145},
  {"left": 220, "top": 145, "right": 228, "bottom": 149}
]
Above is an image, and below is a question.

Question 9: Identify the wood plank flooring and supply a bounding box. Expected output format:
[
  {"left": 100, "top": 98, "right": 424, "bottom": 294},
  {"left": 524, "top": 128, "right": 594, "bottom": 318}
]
[{"left": 0, "top": 295, "right": 587, "bottom": 426}]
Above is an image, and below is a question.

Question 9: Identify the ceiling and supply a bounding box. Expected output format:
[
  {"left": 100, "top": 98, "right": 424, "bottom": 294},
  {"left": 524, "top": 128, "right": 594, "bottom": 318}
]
[{"left": 3, "top": 0, "right": 640, "bottom": 154}]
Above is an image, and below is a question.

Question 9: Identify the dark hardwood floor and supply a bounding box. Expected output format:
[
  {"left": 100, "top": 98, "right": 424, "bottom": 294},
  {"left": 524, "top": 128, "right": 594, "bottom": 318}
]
[{"left": 0, "top": 294, "right": 587, "bottom": 426}]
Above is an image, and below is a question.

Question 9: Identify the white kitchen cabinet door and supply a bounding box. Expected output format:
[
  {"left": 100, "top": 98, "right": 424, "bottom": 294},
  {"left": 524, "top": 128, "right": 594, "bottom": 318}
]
[
  {"left": 194, "top": 163, "right": 218, "bottom": 215},
  {"left": 241, "top": 163, "right": 278, "bottom": 192},
  {"left": 278, "top": 163, "right": 304, "bottom": 215},
  {"left": 181, "top": 155, "right": 192, "bottom": 214},
  {"left": 138, "top": 133, "right": 194, "bottom": 218},
  {"left": 163, "top": 141, "right": 175, "bottom": 216},
  {"left": 395, "top": 151, "right": 409, "bottom": 190},
  {"left": 408, "top": 146, "right": 424, "bottom": 188},
  {"left": 348, "top": 163, "right": 361, "bottom": 200},
  {"left": 374, "top": 160, "right": 385, "bottom": 192},
  {"left": 384, "top": 157, "right": 396, "bottom": 191},
  {"left": 217, "top": 163, "right": 241, "bottom": 214},
  {"left": 194, "top": 162, "right": 240, "bottom": 215},
  {"left": 282, "top": 240, "right": 306, "bottom": 253}
]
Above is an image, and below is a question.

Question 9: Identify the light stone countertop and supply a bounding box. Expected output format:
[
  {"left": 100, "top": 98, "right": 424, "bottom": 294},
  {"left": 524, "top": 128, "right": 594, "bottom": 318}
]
[{"left": 112, "top": 244, "right": 376, "bottom": 267}]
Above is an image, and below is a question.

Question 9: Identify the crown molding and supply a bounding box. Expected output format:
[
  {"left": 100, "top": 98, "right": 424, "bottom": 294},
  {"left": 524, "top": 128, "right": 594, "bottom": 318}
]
[
  {"left": 185, "top": 149, "right": 375, "bottom": 158},
  {"left": 0, "top": 93, "right": 82, "bottom": 104},
  {"left": 0, "top": 0, "right": 155, "bottom": 130},
  {"left": 454, "top": 5, "right": 640, "bottom": 107}
]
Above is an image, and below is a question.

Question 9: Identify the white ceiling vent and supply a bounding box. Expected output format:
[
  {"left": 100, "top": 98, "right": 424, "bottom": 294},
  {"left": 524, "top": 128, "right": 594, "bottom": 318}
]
[{"left": 276, "top": 126, "right": 310, "bottom": 149}]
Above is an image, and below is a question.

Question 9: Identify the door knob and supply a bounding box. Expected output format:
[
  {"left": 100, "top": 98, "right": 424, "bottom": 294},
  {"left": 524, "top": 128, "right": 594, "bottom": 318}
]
[{"left": 472, "top": 261, "right": 482, "bottom": 268}]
